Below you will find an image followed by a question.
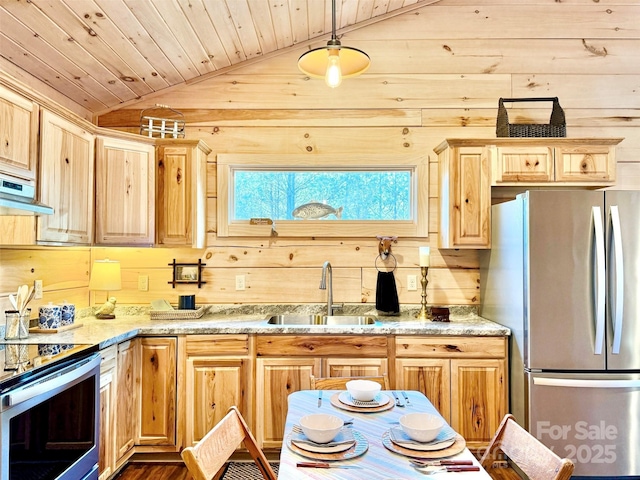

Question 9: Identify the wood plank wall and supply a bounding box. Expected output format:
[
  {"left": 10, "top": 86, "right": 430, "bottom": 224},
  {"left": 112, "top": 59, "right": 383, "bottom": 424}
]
[{"left": 2, "top": 1, "right": 639, "bottom": 314}]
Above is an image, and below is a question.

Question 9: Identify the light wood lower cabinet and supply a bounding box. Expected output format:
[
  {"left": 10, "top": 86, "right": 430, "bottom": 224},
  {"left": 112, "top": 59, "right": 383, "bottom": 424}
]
[
  {"left": 98, "top": 346, "right": 116, "bottom": 480},
  {"left": 115, "top": 339, "right": 137, "bottom": 467},
  {"left": 104, "top": 333, "right": 507, "bottom": 462},
  {"left": 137, "top": 337, "right": 177, "bottom": 448},
  {"left": 183, "top": 335, "right": 252, "bottom": 448},
  {"left": 395, "top": 336, "right": 507, "bottom": 449},
  {"left": 255, "top": 335, "right": 388, "bottom": 449},
  {"left": 255, "top": 357, "right": 320, "bottom": 449}
]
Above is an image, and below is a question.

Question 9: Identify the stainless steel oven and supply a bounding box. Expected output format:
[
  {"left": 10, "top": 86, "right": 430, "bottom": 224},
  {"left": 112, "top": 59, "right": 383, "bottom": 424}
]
[{"left": 1, "top": 347, "right": 100, "bottom": 480}]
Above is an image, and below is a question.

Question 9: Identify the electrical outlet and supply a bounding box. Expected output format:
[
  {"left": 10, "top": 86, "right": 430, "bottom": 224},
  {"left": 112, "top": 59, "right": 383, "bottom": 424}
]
[
  {"left": 34, "top": 279, "right": 43, "bottom": 299},
  {"left": 138, "top": 275, "right": 149, "bottom": 291},
  {"left": 235, "top": 275, "right": 246, "bottom": 291},
  {"left": 407, "top": 275, "right": 417, "bottom": 291}
]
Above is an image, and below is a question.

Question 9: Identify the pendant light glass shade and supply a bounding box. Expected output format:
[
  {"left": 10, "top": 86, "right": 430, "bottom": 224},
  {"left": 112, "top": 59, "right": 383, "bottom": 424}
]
[{"left": 297, "top": 1, "right": 370, "bottom": 87}]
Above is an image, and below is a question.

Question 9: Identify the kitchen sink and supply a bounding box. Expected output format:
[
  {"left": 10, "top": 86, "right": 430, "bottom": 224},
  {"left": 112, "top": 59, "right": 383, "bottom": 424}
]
[{"left": 265, "top": 314, "right": 379, "bottom": 326}]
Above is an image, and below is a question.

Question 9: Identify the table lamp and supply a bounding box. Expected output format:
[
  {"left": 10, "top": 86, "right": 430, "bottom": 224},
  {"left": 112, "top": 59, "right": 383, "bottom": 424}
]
[{"left": 89, "top": 259, "right": 122, "bottom": 319}]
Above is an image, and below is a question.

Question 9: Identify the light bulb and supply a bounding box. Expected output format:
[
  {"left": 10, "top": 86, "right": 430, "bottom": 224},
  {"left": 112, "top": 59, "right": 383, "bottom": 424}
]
[{"left": 325, "top": 50, "right": 342, "bottom": 88}]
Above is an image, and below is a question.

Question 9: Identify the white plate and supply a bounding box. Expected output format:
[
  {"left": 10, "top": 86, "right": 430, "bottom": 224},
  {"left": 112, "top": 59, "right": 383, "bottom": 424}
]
[
  {"left": 338, "top": 391, "right": 391, "bottom": 408},
  {"left": 388, "top": 427, "right": 457, "bottom": 451},
  {"left": 291, "top": 428, "right": 356, "bottom": 453}
]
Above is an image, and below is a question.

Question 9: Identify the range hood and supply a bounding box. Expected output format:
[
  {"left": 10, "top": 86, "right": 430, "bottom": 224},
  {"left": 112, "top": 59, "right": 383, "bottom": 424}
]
[{"left": 0, "top": 172, "right": 53, "bottom": 216}]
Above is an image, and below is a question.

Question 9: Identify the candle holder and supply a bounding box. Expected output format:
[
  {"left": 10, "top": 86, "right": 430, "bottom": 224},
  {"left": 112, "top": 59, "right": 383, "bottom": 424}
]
[{"left": 415, "top": 266, "right": 431, "bottom": 320}]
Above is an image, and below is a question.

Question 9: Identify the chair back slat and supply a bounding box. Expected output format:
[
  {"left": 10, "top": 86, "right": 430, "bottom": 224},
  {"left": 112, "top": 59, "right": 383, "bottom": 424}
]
[
  {"left": 181, "top": 406, "right": 277, "bottom": 480},
  {"left": 310, "top": 374, "right": 390, "bottom": 390},
  {"left": 480, "top": 414, "right": 574, "bottom": 480}
]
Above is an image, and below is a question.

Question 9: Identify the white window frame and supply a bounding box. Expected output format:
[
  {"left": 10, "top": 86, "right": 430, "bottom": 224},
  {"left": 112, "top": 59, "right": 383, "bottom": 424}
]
[{"left": 216, "top": 153, "right": 428, "bottom": 238}]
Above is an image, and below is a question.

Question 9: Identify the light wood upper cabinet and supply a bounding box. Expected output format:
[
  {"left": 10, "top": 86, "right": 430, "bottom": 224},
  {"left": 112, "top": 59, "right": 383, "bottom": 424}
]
[
  {"left": 37, "top": 110, "right": 95, "bottom": 244},
  {"left": 156, "top": 139, "right": 210, "bottom": 248},
  {"left": 490, "top": 139, "right": 621, "bottom": 186},
  {"left": 95, "top": 136, "right": 155, "bottom": 245},
  {"left": 0, "top": 85, "right": 39, "bottom": 182},
  {"left": 437, "top": 138, "right": 622, "bottom": 249},
  {"left": 436, "top": 141, "right": 491, "bottom": 249},
  {"left": 553, "top": 143, "right": 617, "bottom": 183},
  {"left": 491, "top": 145, "right": 554, "bottom": 183}
]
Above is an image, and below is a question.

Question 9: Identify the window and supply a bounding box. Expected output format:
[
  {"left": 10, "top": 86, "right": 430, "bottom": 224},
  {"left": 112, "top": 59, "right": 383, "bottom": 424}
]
[{"left": 217, "top": 154, "right": 428, "bottom": 237}]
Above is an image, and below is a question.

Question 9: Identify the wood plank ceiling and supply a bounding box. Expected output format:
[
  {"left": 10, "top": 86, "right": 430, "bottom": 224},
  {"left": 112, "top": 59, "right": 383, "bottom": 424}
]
[{"left": 0, "top": 0, "right": 438, "bottom": 115}]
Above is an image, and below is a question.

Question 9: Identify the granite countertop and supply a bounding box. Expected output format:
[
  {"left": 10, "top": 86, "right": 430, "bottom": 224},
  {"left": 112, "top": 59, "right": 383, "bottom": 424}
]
[{"left": 14, "top": 304, "right": 510, "bottom": 350}]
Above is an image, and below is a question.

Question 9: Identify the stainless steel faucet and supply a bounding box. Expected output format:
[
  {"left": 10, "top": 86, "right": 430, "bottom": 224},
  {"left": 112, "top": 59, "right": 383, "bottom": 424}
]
[{"left": 319, "top": 260, "right": 334, "bottom": 316}]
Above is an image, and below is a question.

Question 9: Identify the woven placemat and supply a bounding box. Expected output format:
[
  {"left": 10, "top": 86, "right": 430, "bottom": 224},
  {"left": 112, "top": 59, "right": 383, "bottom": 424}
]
[{"left": 220, "top": 462, "right": 279, "bottom": 480}]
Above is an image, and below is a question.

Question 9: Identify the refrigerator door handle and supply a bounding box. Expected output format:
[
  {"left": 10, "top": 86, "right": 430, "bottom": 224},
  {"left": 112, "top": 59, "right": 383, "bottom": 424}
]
[
  {"left": 592, "top": 206, "right": 606, "bottom": 355},
  {"left": 609, "top": 205, "right": 624, "bottom": 354},
  {"left": 534, "top": 376, "right": 640, "bottom": 389}
]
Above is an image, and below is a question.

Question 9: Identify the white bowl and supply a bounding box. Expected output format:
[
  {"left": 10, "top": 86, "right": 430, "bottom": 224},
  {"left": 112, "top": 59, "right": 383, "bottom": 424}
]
[
  {"left": 399, "top": 412, "right": 445, "bottom": 443},
  {"left": 299, "top": 413, "right": 344, "bottom": 444},
  {"left": 346, "top": 379, "right": 382, "bottom": 401}
]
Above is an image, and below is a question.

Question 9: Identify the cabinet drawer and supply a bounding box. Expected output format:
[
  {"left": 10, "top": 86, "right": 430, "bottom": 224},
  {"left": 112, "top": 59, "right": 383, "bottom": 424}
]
[
  {"left": 100, "top": 345, "right": 117, "bottom": 373},
  {"left": 395, "top": 336, "right": 506, "bottom": 358},
  {"left": 257, "top": 336, "right": 388, "bottom": 357},
  {"left": 554, "top": 145, "right": 615, "bottom": 183},
  {"left": 186, "top": 334, "right": 249, "bottom": 356},
  {"left": 491, "top": 146, "right": 553, "bottom": 184}
]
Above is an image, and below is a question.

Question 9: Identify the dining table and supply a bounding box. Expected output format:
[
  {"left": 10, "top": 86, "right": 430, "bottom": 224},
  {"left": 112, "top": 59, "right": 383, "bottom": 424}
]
[{"left": 277, "top": 389, "right": 492, "bottom": 479}]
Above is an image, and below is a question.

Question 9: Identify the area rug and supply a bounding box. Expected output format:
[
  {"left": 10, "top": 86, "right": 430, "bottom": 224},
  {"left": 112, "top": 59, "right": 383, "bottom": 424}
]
[{"left": 220, "top": 461, "right": 279, "bottom": 479}]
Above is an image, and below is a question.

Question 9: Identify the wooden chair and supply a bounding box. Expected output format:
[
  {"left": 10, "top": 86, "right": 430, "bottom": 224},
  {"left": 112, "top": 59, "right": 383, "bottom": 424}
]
[
  {"left": 480, "top": 414, "right": 574, "bottom": 480},
  {"left": 181, "top": 406, "right": 276, "bottom": 480},
  {"left": 310, "top": 374, "right": 390, "bottom": 390}
]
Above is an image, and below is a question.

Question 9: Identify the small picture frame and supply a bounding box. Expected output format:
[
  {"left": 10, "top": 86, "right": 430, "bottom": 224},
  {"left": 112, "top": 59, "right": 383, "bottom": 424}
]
[{"left": 168, "top": 259, "right": 206, "bottom": 288}]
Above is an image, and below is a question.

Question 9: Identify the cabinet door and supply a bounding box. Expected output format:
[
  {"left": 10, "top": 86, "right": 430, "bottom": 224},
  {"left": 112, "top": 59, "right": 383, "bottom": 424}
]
[
  {"left": 491, "top": 146, "right": 553, "bottom": 184},
  {"left": 95, "top": 137, "right": 155, "bottom": 244},
  {"left": 322, "top": 357, "right": 388, "bottom": 377},
  {"left": 255, "top": 358, "right": 320, "bottom": 448},
  {"left": 38, "top": 110, "right": 95, "bottom": 244},
  {"left": 184, "top": 356, "right": 249, "bottom": 447},
  {"left": 98, "top": 369, "right": 115, "bottom": 480},
  {"left": 450, "top": 358, "right": 507, "bottom": 449},
  {"left": 0, "top": 85, "right": 38, "bottom": 181},
  {"left": 115, "top": 340, "right": 137, "bottom": 465},
  {"left": 98, "top": 346, "right": 116, "bottom": 480},
  {"left": 438, "top": 146, "right": 491, "bottom": 249},
  {"left": 156, "top": 141, "right": 208, "bottom": 248},
  {"left": 554, "top": 145, "right": 616, "bottom": 184},
  {"left": 395, "top": 358, "right": 450, "bottom": 422},
  {"left": 138, "top": 337, "right": 177, "bottom": 446}
]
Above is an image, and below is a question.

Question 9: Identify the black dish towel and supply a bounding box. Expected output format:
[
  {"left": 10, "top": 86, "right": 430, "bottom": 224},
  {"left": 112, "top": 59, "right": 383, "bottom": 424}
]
[{"left": 376, "top": 270, "right": 400, "bottom": 314}]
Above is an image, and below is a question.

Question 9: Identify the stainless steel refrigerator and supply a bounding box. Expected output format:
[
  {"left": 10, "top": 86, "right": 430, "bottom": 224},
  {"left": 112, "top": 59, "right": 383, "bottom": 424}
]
[{"left": 479, "top": 190, "right": 640, "bottom": 478}]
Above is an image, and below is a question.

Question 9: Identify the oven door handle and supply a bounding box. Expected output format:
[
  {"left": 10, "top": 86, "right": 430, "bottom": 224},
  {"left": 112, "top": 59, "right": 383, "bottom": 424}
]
[{"left": 4, "top": 353, "right": 99, "bottom": 408}]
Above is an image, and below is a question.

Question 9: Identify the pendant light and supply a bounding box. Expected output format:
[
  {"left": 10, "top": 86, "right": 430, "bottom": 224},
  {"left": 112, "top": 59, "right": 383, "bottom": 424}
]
[{"left": 298, "top": 0, "right": 370, "bottom": 88}]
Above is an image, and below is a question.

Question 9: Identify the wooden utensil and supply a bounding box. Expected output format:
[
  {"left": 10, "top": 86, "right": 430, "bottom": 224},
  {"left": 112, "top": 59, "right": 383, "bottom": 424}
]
[
  {"left": 16, "top": 284, "right": 29, "bottom": 316},
  {"left": 9, "top": 294, "right": 18, "bottom": 310}
]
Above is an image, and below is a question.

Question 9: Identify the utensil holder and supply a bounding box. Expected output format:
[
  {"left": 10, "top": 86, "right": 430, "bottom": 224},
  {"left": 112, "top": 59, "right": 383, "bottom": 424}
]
[{"left": 5, "top": 309, "right": 30, "bottom": 339}]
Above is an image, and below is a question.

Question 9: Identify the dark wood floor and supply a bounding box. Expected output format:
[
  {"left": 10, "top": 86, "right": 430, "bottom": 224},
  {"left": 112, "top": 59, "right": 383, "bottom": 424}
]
[{"left": 114, "top": 463, "right": 190, "bottom": 480}]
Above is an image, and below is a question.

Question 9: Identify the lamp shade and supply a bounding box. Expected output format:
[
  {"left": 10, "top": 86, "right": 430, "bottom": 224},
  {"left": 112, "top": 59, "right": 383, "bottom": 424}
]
[
  {"left": 89, "top": 259, "right": 122, "bottom": 291},
  {"left": 298, "top": 45, "right": 371, "bottom": 79}
]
